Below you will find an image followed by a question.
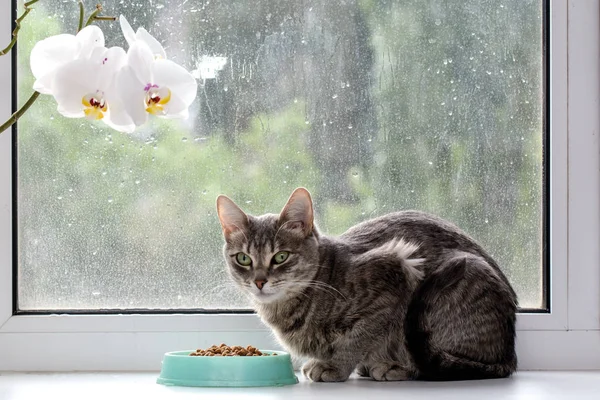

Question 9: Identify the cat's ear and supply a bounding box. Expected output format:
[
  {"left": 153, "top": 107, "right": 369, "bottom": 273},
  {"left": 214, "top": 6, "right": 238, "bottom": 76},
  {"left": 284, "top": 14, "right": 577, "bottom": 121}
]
[
  {"left": 279, "top": 188, "right": 314, "bottom": 236},
  {"left": 216, "top": 195, "right": 249, "bottom": 240}
]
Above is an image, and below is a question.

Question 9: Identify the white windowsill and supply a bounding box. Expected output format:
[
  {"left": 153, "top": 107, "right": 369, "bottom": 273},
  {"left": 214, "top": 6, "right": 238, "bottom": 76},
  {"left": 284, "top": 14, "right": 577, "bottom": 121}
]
[{"left": 1, "top": 371, "right": 599, "bottom": 400}]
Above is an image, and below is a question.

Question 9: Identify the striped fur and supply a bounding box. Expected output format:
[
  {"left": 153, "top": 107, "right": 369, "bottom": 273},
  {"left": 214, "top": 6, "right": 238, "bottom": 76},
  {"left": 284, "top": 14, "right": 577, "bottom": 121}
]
[{"left": 217, "top": 188, "right": 517, "bottom": 382}]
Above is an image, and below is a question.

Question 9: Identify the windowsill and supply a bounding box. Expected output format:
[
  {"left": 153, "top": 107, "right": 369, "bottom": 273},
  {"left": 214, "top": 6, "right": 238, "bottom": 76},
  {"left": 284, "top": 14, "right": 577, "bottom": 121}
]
[{"left": 1, "top": 371, "right": 599, "bottom": 399}]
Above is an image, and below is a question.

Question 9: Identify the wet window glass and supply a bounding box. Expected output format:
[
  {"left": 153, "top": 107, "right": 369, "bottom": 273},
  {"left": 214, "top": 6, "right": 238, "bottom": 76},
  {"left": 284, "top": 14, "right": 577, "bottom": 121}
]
[{"left": 16, "top": 0, "right": 544, "bottom": 310}]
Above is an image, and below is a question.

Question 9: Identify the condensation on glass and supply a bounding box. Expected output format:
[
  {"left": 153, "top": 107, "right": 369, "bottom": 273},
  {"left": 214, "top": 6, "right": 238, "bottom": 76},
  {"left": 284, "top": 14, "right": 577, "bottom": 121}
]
[{"left": 16, "top": 0, "right": 544, "bottom": 310}]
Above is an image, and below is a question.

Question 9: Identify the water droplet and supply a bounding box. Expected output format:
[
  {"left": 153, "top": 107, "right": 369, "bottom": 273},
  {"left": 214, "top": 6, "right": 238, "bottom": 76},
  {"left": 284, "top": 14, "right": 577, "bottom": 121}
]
[
  {"left": 305, "top": 120, "right": 310, "bottom": 125},
  {"left": 486, "top": 71, "right": 492, "bottom": 75},
  {"left": 108, "top": 197, "right": 113, "bottom": 203},
  {"left": 135, "top": 179, "right": 141, "bottom": 185},
  {"left": 92, "top": 250, "right": 98, "bottom": 256},
  {"left": 348, "top": 125, "right": 353, "bottom": 129},
  {"left": 448, "top": 111, "right": 453, "bottom": 116},
  {"left": 202, "top": 189, "right": 207, "bottom": 194},
  {"left": 435, "top": 18, "right": 442, "bottom": 26},
  {"left": 352, "top": 171, "right": 359, "bottom": 177},
  {"left": 245, "top": 200, "right": 252, "bottom": 204},
  {"left": 182, "top": 137, "right": 188, "bottom": 142},
  {"left": 223, "top": 85, "right": 228, "bottom": 92},
  {"left": 57, "top": 196, "right": 63, "bottom": 200},
  {"left": 332, "top": 94, "right": 338, "bottom": 99},
  {"left": 443, "top": 59, "right": 448, "bottom": 65},
  {"left": 102, "top": 171, "right": 107, "bottom": 176},
  {"left": 293, "top": 98, "right": 298, "bottom": 103},
  {"left": 92, "top": 291, "right": 101, "bottom": 297},
  {"left": 428, "top": 161, "right": 433, "bottom": 165},
  {"left": 485, "top": 219, "right": 489, "bottom": 224}
]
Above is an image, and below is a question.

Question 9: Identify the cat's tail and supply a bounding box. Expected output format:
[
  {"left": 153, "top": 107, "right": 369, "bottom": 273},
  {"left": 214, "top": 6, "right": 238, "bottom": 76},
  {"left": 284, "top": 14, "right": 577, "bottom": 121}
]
[{"left": 405, "top": 252, "right": 518, "bottom": 381}]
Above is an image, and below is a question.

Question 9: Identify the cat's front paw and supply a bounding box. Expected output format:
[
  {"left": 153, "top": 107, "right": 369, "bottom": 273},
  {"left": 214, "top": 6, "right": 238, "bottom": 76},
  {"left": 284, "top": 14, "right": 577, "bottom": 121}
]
[
  {"left": 301, "top": 359, "right": 349, "bottom": 382},
  {"left": 368, "top": 362, "right": 412, "bottom": 381}
]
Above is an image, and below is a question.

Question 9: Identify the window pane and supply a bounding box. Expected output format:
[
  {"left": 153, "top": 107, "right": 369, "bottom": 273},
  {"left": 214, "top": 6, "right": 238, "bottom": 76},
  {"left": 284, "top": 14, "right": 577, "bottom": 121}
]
[{"left": 16, "top": 0, "right": 544, "bottom": 310}]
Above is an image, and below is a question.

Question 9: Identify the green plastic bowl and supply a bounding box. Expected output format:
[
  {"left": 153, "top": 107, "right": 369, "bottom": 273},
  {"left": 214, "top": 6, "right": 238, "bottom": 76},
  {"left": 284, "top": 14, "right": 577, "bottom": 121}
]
[{"left": 156, "top": 350, "right": 298, "bottom": 387}]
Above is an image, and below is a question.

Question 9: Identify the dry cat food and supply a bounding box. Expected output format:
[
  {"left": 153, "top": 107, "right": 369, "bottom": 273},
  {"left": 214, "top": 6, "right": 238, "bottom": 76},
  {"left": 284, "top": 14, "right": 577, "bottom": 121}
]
[{"left": 189, "top": 344, "right": 277, "bottom": 357}]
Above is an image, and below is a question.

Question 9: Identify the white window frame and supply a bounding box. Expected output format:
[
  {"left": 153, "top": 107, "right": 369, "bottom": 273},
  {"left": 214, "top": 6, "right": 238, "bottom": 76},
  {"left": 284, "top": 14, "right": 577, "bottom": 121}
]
[{"left": 1, "top": 0, "right": 599, "bottom": 371}]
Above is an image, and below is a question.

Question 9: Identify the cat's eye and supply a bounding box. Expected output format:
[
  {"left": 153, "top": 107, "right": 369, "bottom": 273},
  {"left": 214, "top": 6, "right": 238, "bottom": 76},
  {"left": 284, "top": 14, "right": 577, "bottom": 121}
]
[
  {"left": 235, "top": 253, "right": 252, "bottom": 267},
  {"left": 272, "top": 251, "right": 290, "bottom": 265}
]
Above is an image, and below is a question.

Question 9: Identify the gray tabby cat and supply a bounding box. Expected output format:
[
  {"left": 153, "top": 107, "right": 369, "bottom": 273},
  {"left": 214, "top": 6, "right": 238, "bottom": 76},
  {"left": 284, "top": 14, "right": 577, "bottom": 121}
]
[{"left": 216, "top": 187, "right": 517, "bottom": 382}]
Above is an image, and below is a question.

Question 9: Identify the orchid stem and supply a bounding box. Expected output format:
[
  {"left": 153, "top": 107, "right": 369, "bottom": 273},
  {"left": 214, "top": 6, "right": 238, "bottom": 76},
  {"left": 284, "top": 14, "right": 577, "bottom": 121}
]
[
  {"left": 0, "top": 91, "right": 41, "bottom": 134},
  {"left": 84, "top": 4, "right": 103, "bottom": 27},
  {"left": 93, "top": 16, "right": 117, "bottom": 21},
  {"left": 0, "top": 0, "right": 40, "bottom": 56},
  {"left": 77, "top": 1, "right": 84, "bottom": 32}
]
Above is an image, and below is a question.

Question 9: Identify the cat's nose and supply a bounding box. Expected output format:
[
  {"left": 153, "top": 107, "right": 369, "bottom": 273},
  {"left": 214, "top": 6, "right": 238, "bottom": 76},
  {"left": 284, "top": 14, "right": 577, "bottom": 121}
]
[{"left": 255, "top": 279, "right": 268, "bottom": 290}]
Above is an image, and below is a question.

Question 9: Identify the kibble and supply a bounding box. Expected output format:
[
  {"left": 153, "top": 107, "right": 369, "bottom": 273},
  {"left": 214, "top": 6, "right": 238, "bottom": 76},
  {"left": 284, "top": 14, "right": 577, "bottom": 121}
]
[{"left": 189, "top": 344, "right": 277, "bottom": 357}]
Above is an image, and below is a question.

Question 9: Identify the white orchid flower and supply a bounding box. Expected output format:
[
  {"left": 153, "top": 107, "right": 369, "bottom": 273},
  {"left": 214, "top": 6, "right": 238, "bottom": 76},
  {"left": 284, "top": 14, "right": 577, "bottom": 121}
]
[
  {"left": 116, "top": 42, "right": 197, "bottom": 126},
  {"left": 51, "top": 46, "right": 135, "bottom": 133},
  {"left": 30, "top": 25, "right": 105, "bottom": 95},
  {"left": 119, "top": 15, "right": 166, "bottom": 60}
]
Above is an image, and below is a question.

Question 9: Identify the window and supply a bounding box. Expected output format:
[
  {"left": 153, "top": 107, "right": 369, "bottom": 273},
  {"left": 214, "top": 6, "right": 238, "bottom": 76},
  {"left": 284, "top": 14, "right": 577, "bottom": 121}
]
[
  {"left": 1, "top": 0, "right": 599, "bottom": 372},
  {"left": 16, "top": 0, "right": 545, "bottom": 312}
]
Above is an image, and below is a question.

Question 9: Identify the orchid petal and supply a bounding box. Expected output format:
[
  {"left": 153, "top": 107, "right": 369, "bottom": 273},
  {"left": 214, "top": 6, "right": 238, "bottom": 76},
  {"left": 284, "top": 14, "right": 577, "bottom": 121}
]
[
  {"left": 151, "top": 59, "right": 198, "bottom": 106},
  {"left": 94, "top": 46, "right": 127, "bottom": 86},
  {"left": 119, "top": 15, "right": 137, "bottom": 48},
  {"left": 30, "top": 34, "right": 80, "bottom": 94},
  {"left": 163, "top": 94, "right": 189, "bottom": 119},
  {"left": 103, "top": 107, "right": 136, "bottom": 133},
  {"left": 116, "top": 65, "right": 148, "bottom": 126},
  {"left": 126, "top": 42, "right": 154, "bottom": 86},
  {"left": 52, "top": 59, "right": 96, "bottom": 118},
  {"left": 136, "top": 27, "right": 167, "bottom": 59},
  {"left": 75, "top": 25, "right": 105, "bottom": 59}
]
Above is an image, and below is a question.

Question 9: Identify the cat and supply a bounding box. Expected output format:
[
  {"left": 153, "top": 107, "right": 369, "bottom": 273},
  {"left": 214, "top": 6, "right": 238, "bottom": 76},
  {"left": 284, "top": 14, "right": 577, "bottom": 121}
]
[{"left": 216, "top": 187, "right": 517, "bottom": 382}]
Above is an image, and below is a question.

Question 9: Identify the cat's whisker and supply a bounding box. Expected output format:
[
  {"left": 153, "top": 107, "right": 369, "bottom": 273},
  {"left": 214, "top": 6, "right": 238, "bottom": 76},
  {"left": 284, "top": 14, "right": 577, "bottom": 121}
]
[
  {"left": 203, "top": 281, "right": 240, "bottom": 297},
  {"left": 279, "top": 279, "right": 347, "bottom": 300}
]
